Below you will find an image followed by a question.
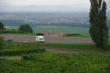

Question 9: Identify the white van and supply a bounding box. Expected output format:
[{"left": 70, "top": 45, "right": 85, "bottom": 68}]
[{"left": 36, "top": 36, "right": 45, "bottom": 42}]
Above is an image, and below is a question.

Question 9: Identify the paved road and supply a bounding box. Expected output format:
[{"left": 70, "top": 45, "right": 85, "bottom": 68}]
[{"left": 0, "top": 34, "right": 94, "bottom": 44}]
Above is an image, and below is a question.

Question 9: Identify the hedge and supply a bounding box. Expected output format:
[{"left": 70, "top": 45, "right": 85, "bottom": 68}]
[{"left": 0, "top": 48, "right": 45, "bottom": 56}]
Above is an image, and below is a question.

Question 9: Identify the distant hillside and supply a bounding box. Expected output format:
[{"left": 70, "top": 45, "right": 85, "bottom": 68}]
[{"left": 0, "top": 12, "right": 109, "bottom": 27}]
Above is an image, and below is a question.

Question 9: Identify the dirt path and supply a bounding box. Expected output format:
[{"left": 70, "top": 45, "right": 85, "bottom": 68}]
[{"left": 40, "top": 45, "right": 104, "bottom": 54}]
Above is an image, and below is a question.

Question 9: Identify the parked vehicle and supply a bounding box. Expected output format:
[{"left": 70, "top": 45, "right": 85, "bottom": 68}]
[
  {"left": 6, "top": 37, "right": 13, "bottom": 41},
  {"left": 36, "top": 36, "right": 45, "bottom": 42}
]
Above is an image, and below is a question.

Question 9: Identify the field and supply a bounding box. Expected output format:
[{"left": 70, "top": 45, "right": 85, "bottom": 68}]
[
  {"left": 5, "top": 26, "right": 110, "bottom": 38},
  {"left": 5, "top": 26, "right": 90, "bottom": 36},
  {"left": 0, "top": 42, "right": 110, "bottom": 73}
]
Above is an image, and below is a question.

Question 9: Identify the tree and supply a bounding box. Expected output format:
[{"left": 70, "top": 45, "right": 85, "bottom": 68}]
[
  {"left": 0, "top": 37, "right": 3, "bottom": 49},
  {"left": 0, "top": 28, "right": 3, "bottom": 49},
  {"left": 89, "top": 0, "right": 108, "bottom": 49},
  {"left": 18, "top": 24, "right": 33, "bottom": 33},
  {"left": 0, "top": 22, "right": 4, "bottom": 30}
]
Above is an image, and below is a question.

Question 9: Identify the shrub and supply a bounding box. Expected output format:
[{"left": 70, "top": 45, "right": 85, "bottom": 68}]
[
  {"left": 64, "top": 34, "right": 83, "bottom": 37},
  {"left": 0, "top": 48, "right": 45, "bottom": 56},
  {"left": 36, "top": 33, "right": 44, "bottom": 36}
]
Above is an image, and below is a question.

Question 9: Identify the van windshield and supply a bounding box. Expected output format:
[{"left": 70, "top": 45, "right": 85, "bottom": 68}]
[{"left": 39, "top": 38, "right": 44, "bottom": 40}]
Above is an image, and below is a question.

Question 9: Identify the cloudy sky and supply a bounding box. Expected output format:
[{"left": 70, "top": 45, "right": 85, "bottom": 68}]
[{"left": 0, "top": 0, "right": 110, "bottom": 12}]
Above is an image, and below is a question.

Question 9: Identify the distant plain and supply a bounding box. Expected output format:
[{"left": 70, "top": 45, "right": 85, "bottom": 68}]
[{"left": 4, "top": 26, "right": 110, "bottom": 38}]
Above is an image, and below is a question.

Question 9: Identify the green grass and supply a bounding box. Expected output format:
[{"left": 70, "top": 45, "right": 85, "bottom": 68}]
[
  {"left": 0, "top": 53, "right": 110, "bottom": 73},
  {"left": 33, "top": 42, "right": 106, "bottom": 51}
]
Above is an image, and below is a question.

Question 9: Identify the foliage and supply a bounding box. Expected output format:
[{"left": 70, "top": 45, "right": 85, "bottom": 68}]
[
  {"left": 0, "top": 41, "right": 110, "bottom": 73},
  {"left": 0, "top": 37, "right": 3, "bottom": 49},
  {"left": 89, "top": 0, "right": 108, "bottom": 49},
  {"left": 0, "top": 22, "right": 4, "bottom": 30},
  {"left": 64, "top": 34, "right": 86, "bottom": 37},
  {"left": 0, "top": 27, "right": 3, "bottom": 49},
  {"left": 18, "top": 24, "right": 33, "bottom": 33},
  {"left": 36, "top": 33, "right": 44, "bottom": 36},
  {"left": 0, "top": 42, "right": 45, "bottom": 56},
  {"left": 0, "top": 53, "right": 110, "bottom": 73}
]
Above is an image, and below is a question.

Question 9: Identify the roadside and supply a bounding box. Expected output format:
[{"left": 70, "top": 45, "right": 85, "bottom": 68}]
[{"left": 40, "top": 45, "right": 105, "bottom": 54}]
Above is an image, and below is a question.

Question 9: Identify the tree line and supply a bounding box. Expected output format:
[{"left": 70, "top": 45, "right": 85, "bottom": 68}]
[{"left": 0, "top": 22, "right": 33, "bottom": 33}]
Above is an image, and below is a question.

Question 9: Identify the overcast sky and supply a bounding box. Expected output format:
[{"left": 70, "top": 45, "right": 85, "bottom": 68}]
[{"left": 0, "top": 0, "right": 110, "bottom": 12}]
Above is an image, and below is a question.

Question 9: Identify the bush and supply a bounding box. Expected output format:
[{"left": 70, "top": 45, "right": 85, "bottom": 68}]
[
  {"left": 36, "top": 33, "right": 44, "bottom": 36},
  {"left": 64, "top": 34, "right": 83, "bottom": 37},
  {"left": 0, "top": 48, "right": 45, "bottom": 56}
]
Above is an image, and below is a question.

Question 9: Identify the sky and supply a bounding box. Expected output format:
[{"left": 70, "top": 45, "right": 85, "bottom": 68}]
[{"left": 0, "top": 0, "right": 110, "bottom": 12}]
